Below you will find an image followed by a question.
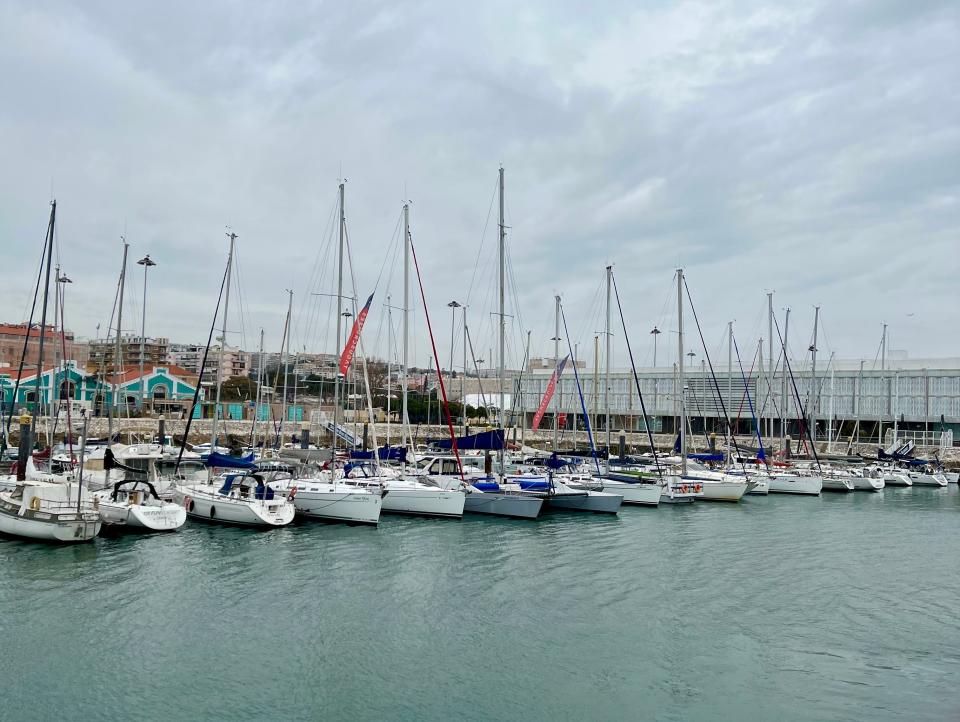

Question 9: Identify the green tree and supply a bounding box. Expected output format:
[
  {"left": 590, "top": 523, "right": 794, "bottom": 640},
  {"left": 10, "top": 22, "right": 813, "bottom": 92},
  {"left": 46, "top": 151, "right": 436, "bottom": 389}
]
[{"left": 219, "top": 375, "right": 258, "bottom": 401}]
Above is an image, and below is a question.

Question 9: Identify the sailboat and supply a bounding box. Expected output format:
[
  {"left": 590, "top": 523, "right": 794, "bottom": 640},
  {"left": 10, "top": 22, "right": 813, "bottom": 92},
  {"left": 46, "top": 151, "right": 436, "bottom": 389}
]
[
  {"left": 264, "top": 222, "right": 383, "bottom": 526},
  {"left": 0, "top": 201, "right": 102, "bottom": 542},
  {"left": 172, "top": 232, "right": 295, "bottom": 527}
]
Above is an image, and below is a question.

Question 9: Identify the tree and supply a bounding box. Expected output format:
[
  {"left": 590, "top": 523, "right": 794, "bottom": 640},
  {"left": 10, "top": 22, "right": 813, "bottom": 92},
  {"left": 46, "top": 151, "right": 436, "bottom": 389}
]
[{"left": 219, "top": 375, "right": 258, "bottom": 401}]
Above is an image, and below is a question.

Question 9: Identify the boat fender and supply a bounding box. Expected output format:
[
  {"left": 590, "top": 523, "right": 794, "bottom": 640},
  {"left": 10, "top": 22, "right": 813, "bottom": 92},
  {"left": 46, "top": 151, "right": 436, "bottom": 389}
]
[
  {"left": 381, "top": 489, "right": 389, "bottom": 498},
  {"left": 209, "top": 505, "right": 216, "bottom": 519},
  {"left": 288, "top": 486, "right": 297, "bottom": 501},
  {"left": 184, "top": 496, "right": 194, "bottom": 513}
]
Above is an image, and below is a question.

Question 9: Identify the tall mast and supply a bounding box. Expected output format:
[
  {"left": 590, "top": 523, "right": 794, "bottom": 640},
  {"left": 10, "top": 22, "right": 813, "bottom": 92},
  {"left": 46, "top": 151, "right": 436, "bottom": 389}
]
[
  {"left": 498, "top": 166, "right": 506, "bottom": 480},
  {"left": 677, "top": 268, "right": 686, "bottom": 476},
  {"left": 780, "top": 307, "right": 790, "bottom": 453},
  {"left": 278, "top": 291, "right": 292, "bottom": 447},
  {"left": 33, "top": 201, "right": 56, "bottom": 440},
  {"left": 879, "top": 322, "right": 887, "bottom": 448},
  {"left": 333, "top": 182, "right": 346, "bottom": 457},
  {"left": 809, "top": 305, "right": 819, "bottom": 450},
  {"left": 767, "top": 292, "right": 773, "bottom": 440},
  {"left": 521, "top": 329, "right": 530, "bottom": 446},
  {"left": 402, "top": 203, "right": 410, "bottom": 454},
  {"left": 211, "top": 231, "right": 235, "bottom": 447},
  {"left": 461, "top": 307, "right": 468, "bottom": 434},
  {"left": 386, "top": 295, "right": 392, "bottom": 447},
  {"left": 727, "top": 321, "right": 733, "bottom": 453},
  {"left": 553, "top": 294, "right": 560, "bottom": 452},
  {"left": 253, "top": 328, "right": 265, "bottom": 448},
  {"left": 109, "top": 239, "right": 128, "bottom": 439},
  {"left": 604, "top": 265, "right": 612, "bottom": 456}
]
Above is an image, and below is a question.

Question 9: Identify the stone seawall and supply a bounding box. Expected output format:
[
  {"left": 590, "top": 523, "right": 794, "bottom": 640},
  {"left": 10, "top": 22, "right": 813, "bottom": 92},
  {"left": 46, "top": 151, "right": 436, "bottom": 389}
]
[{"left": 12, "top": 417, "right": 959, "bottom": 465}]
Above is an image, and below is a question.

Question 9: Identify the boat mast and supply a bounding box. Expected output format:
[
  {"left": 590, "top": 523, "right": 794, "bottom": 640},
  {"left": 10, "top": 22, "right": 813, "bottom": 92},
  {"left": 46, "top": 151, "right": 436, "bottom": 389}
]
[
  {"left": 553, "top": 294, "right": 560, "bottom": 452},
  {"left": 727, "top": 320, "right": 733, "bottom": 460},
  {"left": 677, "top": 268, "right": 686, "bottom": 476},
  {"left": 779, "top": 307, "right": 790, "bottom": 454},
  {"left": 809, "top": 305, "right": 819, "bottom": 452},
  {"left": 333, "top": 181, "right": 346, "bottom": 460},
  {"left": 402, "top": 203, "right": 410, "bottom": 458},
  {"left": 253, "top": 328, "right": 264, "bottom": 449},
  {"left": 879, "top": 322, "right": 887, "bottom": 449},
  {"left": 604, "top": 265, "right": 612, "bottom": 458},
  {"left": 32, "top": 201, "right": 56, "bottom": 449},
  {"left": 498, "top": 166, "right": 506, "bottom": 481},
  {"left": 521, "top": 329, "right": 530, "bottom": 447},
  {"left": 386, "top": 295, "right": 392, "bottom": 447},
  {"left": 110, "top": 239, "right": 128, "bottom": 439},
  {"left": 461, "top": 307, "right": 468, "bottom": 434},
  {"left": 210, "top": 231, "right": 235, "bottom": 449},
  {"left": 278, "top": 291, "right": 292, "bottom": 447},
  {"left": 767, "top": 292, "right": 773, "bottom": 440}
]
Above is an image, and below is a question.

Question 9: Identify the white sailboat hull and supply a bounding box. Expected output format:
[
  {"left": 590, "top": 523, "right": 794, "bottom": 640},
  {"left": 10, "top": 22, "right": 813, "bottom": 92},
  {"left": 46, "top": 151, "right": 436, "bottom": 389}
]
[
  {"left": 172, "top": 487, "right": 295, "bottom": 527},
  {"left": 910, "top": 472, "right": 947, "bottom": 487},
  {"left": 699, "top": 478, "right": 748, "bottom": 502},
  {"left": 0, "top": 510, "right": 100, "bottom": 542},
  {"left": 768, "top": 475, "right": 822, "bottom": 495},
  {"left": 852, "top": 476, "right": 884, "bottom": 491},
  {"left": 943, "top": 472, "right": 959, "bottom": 484},
  {"left": 290, "top": 489, "right": 382, "bottom": 524},
  {"left": 97, "top": 500, "right": 187, "bottom": 531},
  {"left": 746, "top": 478, "right": 769, "bottom": 495},
  {"left": 381, "top": 488, "right": 465, "bottom": 518},
  {"left": 821, "top": 476, "right": 855, "bottom": 492},
  {"left": 463, "top": 491, "right": 543, "bottom": 519},
  {"left": 881, "top": 471, "right": 912, "bottom": 486}
]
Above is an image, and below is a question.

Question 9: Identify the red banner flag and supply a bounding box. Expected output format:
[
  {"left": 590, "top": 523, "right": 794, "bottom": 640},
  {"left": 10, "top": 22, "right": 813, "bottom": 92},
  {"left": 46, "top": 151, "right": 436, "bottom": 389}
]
[
  {"left": 338, "top": 293, "right": 374, "bottom": 375},
  {"left": 532, "top": 355, "right": 569, "bottom": 430}
]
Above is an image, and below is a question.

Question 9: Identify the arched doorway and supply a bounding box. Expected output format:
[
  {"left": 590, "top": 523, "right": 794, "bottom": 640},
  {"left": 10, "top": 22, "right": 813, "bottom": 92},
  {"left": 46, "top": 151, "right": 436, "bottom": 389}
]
[{"left": 59, "top": 380, "right": 76, "bottom": 400}]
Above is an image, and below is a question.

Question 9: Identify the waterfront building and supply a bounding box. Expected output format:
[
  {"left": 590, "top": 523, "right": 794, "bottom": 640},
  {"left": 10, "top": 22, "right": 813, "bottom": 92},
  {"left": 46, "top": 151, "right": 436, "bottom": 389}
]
[{"left": 515, "top": 357, "right": 960, "bottom": 447}]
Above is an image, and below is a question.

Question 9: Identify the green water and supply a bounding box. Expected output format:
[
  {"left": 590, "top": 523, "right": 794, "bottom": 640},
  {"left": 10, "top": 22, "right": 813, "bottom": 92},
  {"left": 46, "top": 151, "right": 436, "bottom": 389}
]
[{"left": 2, "top": 487, "right": 959, "bottom": 721}]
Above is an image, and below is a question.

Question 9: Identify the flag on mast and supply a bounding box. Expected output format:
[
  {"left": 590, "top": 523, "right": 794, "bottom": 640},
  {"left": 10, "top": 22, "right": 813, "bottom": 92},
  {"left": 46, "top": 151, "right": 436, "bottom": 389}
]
[
  {"left": 532, "top": 354, "right": 569, "bottom": 430},
  {"left": 339, "top": 292, "right": 374, "bottom": 375}
]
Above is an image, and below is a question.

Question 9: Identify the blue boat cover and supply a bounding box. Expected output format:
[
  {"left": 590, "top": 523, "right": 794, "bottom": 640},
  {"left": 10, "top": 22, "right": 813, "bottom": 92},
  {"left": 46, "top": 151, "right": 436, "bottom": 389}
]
[
  {"left": 472, "top": 481, "right": 500, "bottom": 492},
  {"left": 205, "top": 451, "right": 256, "bottom": 469},
  {"left": 517, "top": 478, "right": 550, "bottom": 490},
  {"left": 688, "top": 453, "right": 724, "bottom": 462},
  {"left": 350, "top": 446, "right": 408, "bottom": 462},
  {"left": 432, "top": 429, "right": 505, "bottom": 451}
]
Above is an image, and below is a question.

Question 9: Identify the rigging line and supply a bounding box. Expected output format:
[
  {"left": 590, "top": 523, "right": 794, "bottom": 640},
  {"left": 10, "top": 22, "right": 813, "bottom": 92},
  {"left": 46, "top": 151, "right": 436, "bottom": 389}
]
[
  {"left": 732, "top": 335, "right": 770, "bottom": 471},
  {"left": 772, "top": 312, "right": 823, "bottom": 472},
  {"left": 465, "top": 176, "right": 500, "bottom": 308},
  {"left": 408, "top": 234, "right": 465, "bottom": 482},
  {"left": 174, "top": 254, "right": 230, "bottom": 475},
  {"left": 3, "top": 221, "right": 50, "bottom": 437},
  {"left": 681, "top": 277, "right": 751, "bottom": 477},
  {"left": 611, "top": 272, "right": 663, "bottom": 480},
  {"left": 559, "top": 301, "right": 602, "bottom": 475}
]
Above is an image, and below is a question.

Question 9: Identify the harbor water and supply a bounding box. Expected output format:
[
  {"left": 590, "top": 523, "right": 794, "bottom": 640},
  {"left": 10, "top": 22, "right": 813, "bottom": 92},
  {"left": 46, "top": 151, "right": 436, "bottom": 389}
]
[{"left": 2, "top": 487, "right": 959, "bottom": 721}]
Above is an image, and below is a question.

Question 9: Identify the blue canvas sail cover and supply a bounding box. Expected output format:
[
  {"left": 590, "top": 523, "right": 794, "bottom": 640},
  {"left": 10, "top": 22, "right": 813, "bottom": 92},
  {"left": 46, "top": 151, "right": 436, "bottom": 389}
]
[
  {"left": 432, "top": 429, "right": 505, "bottom": 451},
  {"left": 688, "top": 453, "right": 724, "bottom": 463},
  {"left": 350, "top": 446, "right": 408, "bottom": 462},
  {"left": 205, "top": 451, "right": 256, "bottom": 469}
]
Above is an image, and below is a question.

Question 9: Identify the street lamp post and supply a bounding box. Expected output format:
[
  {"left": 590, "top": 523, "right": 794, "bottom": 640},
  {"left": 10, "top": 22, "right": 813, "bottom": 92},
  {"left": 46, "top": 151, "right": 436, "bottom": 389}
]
[
  {"left": 650, "top": 326, "right": 661, "bottom": 432},
  {"left": 136, "top": 255, "right": 157, "bottom": 411},
  {"left": 447, "top": 300, "right": 461, "bottom": 399}
]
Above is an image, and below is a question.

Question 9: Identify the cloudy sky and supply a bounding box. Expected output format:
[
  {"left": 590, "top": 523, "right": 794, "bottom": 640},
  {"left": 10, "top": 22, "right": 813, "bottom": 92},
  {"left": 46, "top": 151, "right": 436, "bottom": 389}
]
[{"left": 1, "top": 0, "right": 957, "bottom": 372}]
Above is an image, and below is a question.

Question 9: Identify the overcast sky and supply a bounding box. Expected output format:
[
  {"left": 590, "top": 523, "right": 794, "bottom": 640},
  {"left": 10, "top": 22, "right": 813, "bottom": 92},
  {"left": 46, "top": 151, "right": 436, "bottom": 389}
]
[{"left": 1, "top": 0, "right": 957, "bottom": 372}]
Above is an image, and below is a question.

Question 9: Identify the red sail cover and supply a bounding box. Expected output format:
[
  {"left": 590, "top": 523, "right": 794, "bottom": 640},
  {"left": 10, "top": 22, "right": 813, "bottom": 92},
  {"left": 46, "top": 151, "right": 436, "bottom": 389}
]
[
  {"left": 532, "top": 355, "right": 569, "bottom": 430},
  {"left": 339, "top": 293, "right": 374, "bottom": 375}
]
